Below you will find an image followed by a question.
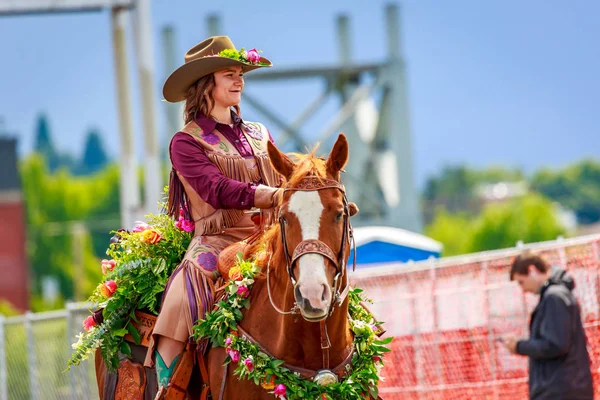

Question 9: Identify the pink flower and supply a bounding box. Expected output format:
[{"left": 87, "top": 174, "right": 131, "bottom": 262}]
[
  {"left": 246, "top": 48, "right": 261, "bottom": 63},
  {"left": 101, "top": 259, "right": 116, "bottom": 275},
  {"left": 243, "top": 357, "right": 254, "bottom": 372},
  {"left": 237, "top": 285, "right": 250, "bottom": 298},
  {"left": 82, "top": 315, "right": 97, "bottom": 331},
  {"left": 100, "top": 280, "right": 117, "bottom": 298},
  {"left": 179, "top": 207, "right": 185, "bottom": 218},
  {"left": 274, "top": 384, "right": 287, "bottom": 397},
  {"left": 132, "top": 221, "right": 150, "bottom": 233},
  {"left": 373, "top": 355, "right": 382, "bottom": 363},
  {"left": 371, "top": 324, "right": 378, "bottom": 332},
  {"left": 182, "top": 220, "right": 194, "bottom": 232},
  {"left": 225, "top": 337, "right": 232, "bottom": 347},
  {"left": 175, "top": 218, "right": 194, "bottom": 232},
  {"left": 227, "top": 349, "right": 240, "bottom": 362}
]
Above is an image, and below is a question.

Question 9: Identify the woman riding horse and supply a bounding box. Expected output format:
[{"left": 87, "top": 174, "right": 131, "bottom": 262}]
[
  {"left": 96, "top": 35, "right": 283, "bottom": 399},
  {"left": 147, "top": 36, "right": 284, "bottom": 398}
]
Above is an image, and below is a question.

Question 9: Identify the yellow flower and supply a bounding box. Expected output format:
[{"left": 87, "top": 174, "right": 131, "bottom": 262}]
[
  {"left": 141, "top": 229, "right": 163, "bottom": 244},
  {"left": 228, "top": 266, "right": 242, "bottom": 281},
  {"left": 260, "top": 375, "right": 276, "bottom": 390}
]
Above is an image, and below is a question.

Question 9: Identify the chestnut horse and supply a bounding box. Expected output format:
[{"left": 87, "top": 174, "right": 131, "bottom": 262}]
[{"left": 207, "top": 134, "right": 375, "bottom": 399}]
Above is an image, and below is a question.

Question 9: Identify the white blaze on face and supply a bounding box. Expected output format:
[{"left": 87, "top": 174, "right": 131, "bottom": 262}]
[{"left": 288, "top": 191, "right": 330, "bottom": 310}]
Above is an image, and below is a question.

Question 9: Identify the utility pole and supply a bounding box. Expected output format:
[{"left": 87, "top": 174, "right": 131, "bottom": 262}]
[{"left": 133, "top": 0, "right": 162, "bottom": 214}]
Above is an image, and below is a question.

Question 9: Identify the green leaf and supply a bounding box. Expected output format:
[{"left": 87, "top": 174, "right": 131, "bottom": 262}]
[
  {"left": 271, "top": 360, "right": 285, "bottom": 368},
  {"left": 113, "top": 328, "right": 128, "bottom": 337},
  {"left": 127, "top": 324, "right": 141, "bottom": 345},
  {"left": 372, "top": 345, "right": 391, "bottom": 353},
  {"left": 374, "top": 337, "right": 393, "bottom": 345},
  {"left": 120, "top": 341, "right": 131, "bottom": 356}
]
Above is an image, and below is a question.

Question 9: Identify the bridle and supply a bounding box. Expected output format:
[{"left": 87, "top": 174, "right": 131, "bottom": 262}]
[
  {"left": 264, "top": 176, "right": 357, "bottom": 376},
  {"left": 219, "top": 176, "right": 358, "bottom": 392},
  {"left": 273, "top": 176, "right": 357, "bottom": 317}
]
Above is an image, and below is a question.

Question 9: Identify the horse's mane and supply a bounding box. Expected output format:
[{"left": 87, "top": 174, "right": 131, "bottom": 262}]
[{"left": 244, "top": 146, "right": 328, "bottom": 269}]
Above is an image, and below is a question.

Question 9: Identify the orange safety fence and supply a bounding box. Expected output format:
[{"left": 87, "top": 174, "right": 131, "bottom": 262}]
[{"left": 350, "top": 234, "right": 600, "bottom": 400}]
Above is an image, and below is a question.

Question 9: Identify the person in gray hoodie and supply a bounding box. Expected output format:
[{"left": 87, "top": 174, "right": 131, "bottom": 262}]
[{"left": 502, "top": 251, "right": 594, "bottom": 400}]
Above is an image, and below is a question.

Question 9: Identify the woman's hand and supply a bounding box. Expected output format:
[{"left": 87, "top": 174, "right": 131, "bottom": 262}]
[{"left": 254, "top": 185, "right": 283, "bottom": 209}]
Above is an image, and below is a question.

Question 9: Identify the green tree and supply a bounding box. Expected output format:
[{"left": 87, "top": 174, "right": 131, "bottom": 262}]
[
  {"left": 531, "top": 159, "right": 600, "bottom": 225},
  {"left": 424, "top": 207, "right": 474, "bottom": 256},
  {"left": 79, "top": 128, "right": 109, "bottom": 175},
  {"left": 422, "top": 165, "right": 525, "bottom": 223},
  {"left": 426, "top": 193, "right": 565, "bottom": 256},
  {"left": 33, "top": 113, "right": 60, "bottom": 171},
  {"left": 469, "top": 193, "right": 565, "bottom": 252},
  {"left": 20, "top": 154, "right": 121, "bottom": 308}
]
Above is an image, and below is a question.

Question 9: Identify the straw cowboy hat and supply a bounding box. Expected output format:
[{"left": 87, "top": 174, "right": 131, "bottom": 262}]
[{"left": 163, "top": 36, "right": 272, "bottom": 102}]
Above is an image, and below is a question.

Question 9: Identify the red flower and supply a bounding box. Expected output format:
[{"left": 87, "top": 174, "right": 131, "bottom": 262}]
[
  {"left": 237, "top": 285, "right": 250, "bottom": 298},
  {"left": 101, "top": 259, "right": 116, "bottom": 275},
  {"left": 243, "top": 357, "right": 254, "bottom": 372},
  {"left": 227, "top": 349, "right": 240, "bottom": 362},
  {"left": 82, "top": 315, "right": 97, "bottom": 331},
  {"left": 274, "top": 384, "right": 287, "bottom": 396},
  {"left": 100, "top": 280, "right": 117, "bottom": 298}
]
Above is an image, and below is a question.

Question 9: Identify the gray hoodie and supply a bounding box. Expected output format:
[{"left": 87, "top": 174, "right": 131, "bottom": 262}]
[{"left": 516, "top": 268, "right": 594, "bottom": 400}]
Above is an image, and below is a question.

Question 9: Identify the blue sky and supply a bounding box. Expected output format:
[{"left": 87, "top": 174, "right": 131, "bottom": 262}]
[{"left": 0, "top": 0, "right": 598, "bottom": 187}]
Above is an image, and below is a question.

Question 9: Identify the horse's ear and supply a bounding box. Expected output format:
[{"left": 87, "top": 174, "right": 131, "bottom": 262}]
[
  {"left": 348, "top": 202, "right": 359, "bottom": 217},
  {"left": 326, "top": 133, "right": 349, "bottom": 180},
  {"left": 267, "top": 141, "right": 295, "bottom": 180}
]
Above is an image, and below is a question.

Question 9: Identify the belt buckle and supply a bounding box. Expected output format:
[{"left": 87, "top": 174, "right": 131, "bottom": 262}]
[{"left": 313, "top": 369, "right": 338, "bottom": 386}]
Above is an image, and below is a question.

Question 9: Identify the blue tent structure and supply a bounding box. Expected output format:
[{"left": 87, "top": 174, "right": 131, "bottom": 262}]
[{"left": 347, "top": 226, "right": 443, "bottom": 268}]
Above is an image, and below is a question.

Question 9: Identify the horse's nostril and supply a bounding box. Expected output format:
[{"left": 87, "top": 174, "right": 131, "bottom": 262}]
[
  {"left": 302, "top": 298, "right": 310, "bottom": 309},
  {"left": 294, "top": 285, "right": 303, "bottom": 302},
  {"left": 321, "top": 284, "right": 327, "bottom": 302}
]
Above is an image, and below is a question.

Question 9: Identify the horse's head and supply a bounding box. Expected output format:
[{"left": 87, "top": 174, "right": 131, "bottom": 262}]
[{"left": 266, "top": 134, "right": 359, "bottom": 321}]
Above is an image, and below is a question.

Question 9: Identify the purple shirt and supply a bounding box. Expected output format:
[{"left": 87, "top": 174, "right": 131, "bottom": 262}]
[{"left": 170, "top": 112, "right": 273, "bottom": 210}]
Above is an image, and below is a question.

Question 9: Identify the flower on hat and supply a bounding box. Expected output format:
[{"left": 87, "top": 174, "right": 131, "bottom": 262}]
[
  {"left": 246, "top": 48, "right": 261, "bottom": 63},
  {"left": 219, "top": 48, "right": 268, "bottom": 66}
]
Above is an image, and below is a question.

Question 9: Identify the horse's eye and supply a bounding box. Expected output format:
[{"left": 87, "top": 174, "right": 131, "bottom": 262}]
[{"left": 336, "top": 212, "right": 343, "bottom": 221}]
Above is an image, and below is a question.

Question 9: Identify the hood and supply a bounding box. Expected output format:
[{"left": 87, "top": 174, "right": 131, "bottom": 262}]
[{"left": 542, "top": 268, "right": 575, "bottom": 295}]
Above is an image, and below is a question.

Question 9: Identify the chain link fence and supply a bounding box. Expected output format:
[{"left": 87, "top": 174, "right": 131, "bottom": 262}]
[{"left": 1, "top": 305, "right": 98, "bottom": 400}]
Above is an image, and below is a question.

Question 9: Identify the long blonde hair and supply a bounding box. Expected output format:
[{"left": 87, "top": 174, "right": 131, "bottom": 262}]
[{"left": 183, "top": 74, "right": 241, "bottom": 124}]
